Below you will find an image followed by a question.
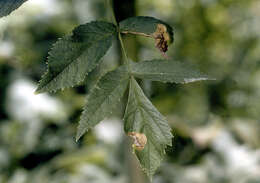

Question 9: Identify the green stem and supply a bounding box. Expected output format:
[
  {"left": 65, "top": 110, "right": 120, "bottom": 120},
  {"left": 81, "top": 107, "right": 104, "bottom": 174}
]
[
  {"left": 118, "top": 32, "right": 130, "bottom": 65},
  {"left": 107, "top": 0, "right": 117, "bottom": 26},
  {"left": 107, "top": 0, "right": 131, "bottom": 69}
]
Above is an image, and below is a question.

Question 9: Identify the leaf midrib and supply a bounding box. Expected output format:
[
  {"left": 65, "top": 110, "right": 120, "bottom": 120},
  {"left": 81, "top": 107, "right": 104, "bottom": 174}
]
[
  {"left": 84, "top": 76, "right": 129, "bottom": 128},
  {"left": 129, "top": 79, "right": 171, "bottom": 177},
  {"left": 132, "top": 71, "right": 187, "bottom": 77},
  {"left": 132, "top": 81, "right": 171, "bottom": 144}
]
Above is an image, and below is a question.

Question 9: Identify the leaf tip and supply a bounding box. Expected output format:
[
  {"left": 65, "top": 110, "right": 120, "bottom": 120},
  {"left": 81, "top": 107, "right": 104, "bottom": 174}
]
[
  {"left": 183, "top": 75, "right": 216, "bottom": 84},
  {"left": 209, "top": 77, "right": 217, "bottom": 81},
  {"left": 75, "top": 123, "right": 88, "bottom": 142},
  {"left": 75, "top": 135, "right": 80, "bottom": 142},
  {"left": 75, "top": 130, "right": 83, "bottom": 142},
  {"left": 34, "top": 88, "right": 42, "bottom": 95}
]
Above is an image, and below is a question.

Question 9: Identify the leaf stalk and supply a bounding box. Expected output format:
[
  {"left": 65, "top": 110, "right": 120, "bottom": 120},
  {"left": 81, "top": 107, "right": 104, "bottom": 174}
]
[{"left": 107, "top": 0, "right": 131, "bottom": 71}]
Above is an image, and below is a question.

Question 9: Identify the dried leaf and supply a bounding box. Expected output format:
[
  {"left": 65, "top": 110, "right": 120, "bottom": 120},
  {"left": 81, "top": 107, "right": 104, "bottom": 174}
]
[{"left": 119, "top": 16, "right": 174, "bottom": 54}]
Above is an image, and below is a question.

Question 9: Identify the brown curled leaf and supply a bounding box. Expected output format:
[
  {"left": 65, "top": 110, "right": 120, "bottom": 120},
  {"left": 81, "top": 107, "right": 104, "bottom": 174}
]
[
  {"left": 153, "top": 24, "right": 171, "bottom": 53},
  {"left": 119, "top": 16, "right": 174, "bottom": 55},
  {"left": 128, "top": 132, "right": 147, "bottom": 151}
]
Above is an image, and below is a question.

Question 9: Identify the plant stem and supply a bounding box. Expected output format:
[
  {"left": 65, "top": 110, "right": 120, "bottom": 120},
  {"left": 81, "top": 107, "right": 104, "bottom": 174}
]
[
  {"left": 118, "top": 32, "right": 130, "bottom": 65},
  {"left": 107, "top": 0, "right": 117, "bottom": 26},
  {"left": 107, "top": 0, "right": 131, "bottom": 68}
]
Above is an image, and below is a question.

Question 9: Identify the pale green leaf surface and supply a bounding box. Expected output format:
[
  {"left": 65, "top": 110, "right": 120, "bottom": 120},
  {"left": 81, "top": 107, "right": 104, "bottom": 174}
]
[
  {"left": 0, "top": 0, "right": 28, "bottom": 18},
  {"left": 119, "top": 16, "right": 174, "bottom": 43},
  {"left": 36, "top": 21, "right": 116, "bottom": 93},
  {"left": 76, "top": 67, "right": 129, "bottom": 141},
  {"left": 124, "top": 78, "right": 173, "bottom": 179},
  {"left": 130, "top": 59, "right": 214, "bottom": 84}
]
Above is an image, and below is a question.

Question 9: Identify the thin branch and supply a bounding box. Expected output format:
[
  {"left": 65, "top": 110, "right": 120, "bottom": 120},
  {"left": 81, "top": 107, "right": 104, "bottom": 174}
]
[
  {"left": 107, "top": 0, "right": 131, "bottom": 70},
  {"left": 107, "top": 0, "right": 117, "bottom": 26}
]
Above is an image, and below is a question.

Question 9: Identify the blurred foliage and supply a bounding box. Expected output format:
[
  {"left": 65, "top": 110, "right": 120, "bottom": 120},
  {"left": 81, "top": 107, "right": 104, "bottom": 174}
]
[{"left": 0, "top": 0, "right": 260, "bottom": 183}]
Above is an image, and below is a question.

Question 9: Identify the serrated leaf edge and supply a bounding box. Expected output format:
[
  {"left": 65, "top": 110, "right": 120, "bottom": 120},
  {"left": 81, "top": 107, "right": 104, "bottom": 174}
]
[
  {"left": 35, "top": 21, "right": 117, "bottom": 94},
  {"left": 76, "top": 68, "right": 130, "bottom": 141},
  {"left": 125, "top": 78, "right": 173, "bottom": 179}
]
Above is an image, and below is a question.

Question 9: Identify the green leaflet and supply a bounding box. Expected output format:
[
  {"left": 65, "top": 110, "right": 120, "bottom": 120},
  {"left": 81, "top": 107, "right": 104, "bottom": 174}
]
[
  {"left": 76, "top": 66, "right": 129, "bottom": 141},
  {"left": 31, "top": 13, "right": 213, "bottom": 180},
  {"left": 0, "top": 0, "right": 28, "bottom": 18},
  {"left": 83, "top": 57, "right": 118, "bottom": 92},
  {"left": 119, "top": 16, "right": 174, "bottom": 53},
  {"left": 83, "top": 63, "right": 106, "bottom": 92},
  {"left": 130, "top": 59, "right": 213, "bottom": 84},
  {"left": 36, "top": 21, "right": 117, "bottom": 93},
  {"left": 124, "top": 78, "right": 173, "bottom": 179}
]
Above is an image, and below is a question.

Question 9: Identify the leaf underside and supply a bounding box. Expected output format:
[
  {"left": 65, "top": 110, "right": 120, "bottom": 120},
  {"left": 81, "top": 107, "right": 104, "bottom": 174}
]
[
  {"left": 36, "top": 21, "right": 117, "bottom": 93},
  {"left": 131, "top": 59, "right": 213, "bottom": 84},
  {"left": 0, "top": 0, "right": 28, "bottom": 18},
  {"left": 76, "top": 66, "right": 129, "bottom": 141},
  {"left": 124, "top": 78, "right": 173, "bottom": 179}
]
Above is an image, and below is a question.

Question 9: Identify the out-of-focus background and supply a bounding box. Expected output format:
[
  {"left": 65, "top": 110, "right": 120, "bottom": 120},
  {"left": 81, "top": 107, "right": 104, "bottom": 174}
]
[{"left": 0, "top": 0, "right": 260, "bottom": 183}]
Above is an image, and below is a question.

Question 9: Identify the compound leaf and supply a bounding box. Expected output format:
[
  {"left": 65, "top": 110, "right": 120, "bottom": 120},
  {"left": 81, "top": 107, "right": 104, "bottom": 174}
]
[
  {"left": 119, "top": 16, "right": 174, "bottom": 53},
  {"left": 76, "top": 66, "right": 129, "bottom": 141},
  {"left": 124, "top": 78, "right": 173, "bottom": 179},
  {"left": 131, "top": 59, "right": 213, "bottom": 84},
  {"left": 0, "top": 0, "right": 28, "bottom": 18},
  {"left": 36, "top": 21, "right": 117, "bottom": 93}
]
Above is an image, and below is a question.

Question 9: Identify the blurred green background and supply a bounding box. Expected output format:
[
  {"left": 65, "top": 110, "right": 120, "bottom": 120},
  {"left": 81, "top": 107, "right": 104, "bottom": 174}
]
[{"left": 0, "top": 0, "right": 260, "bottom": 183}]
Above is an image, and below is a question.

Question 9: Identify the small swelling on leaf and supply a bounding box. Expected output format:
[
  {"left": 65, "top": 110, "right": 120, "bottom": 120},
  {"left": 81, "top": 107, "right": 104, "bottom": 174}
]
[
  {"left": 119, "top": 16, "right": 174, "bottom": 54},
  {"left": 124, "top": 78, "right": 173, "bottom": 179},
  {"left": 0, "top": 0, "right": 214, "bottom": 178},
  {"left": 33, "top": 15, "right": 213, "bottom": 180},
  {"left": 128, "top": 132, "right": 147, "bottom": 151}
]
